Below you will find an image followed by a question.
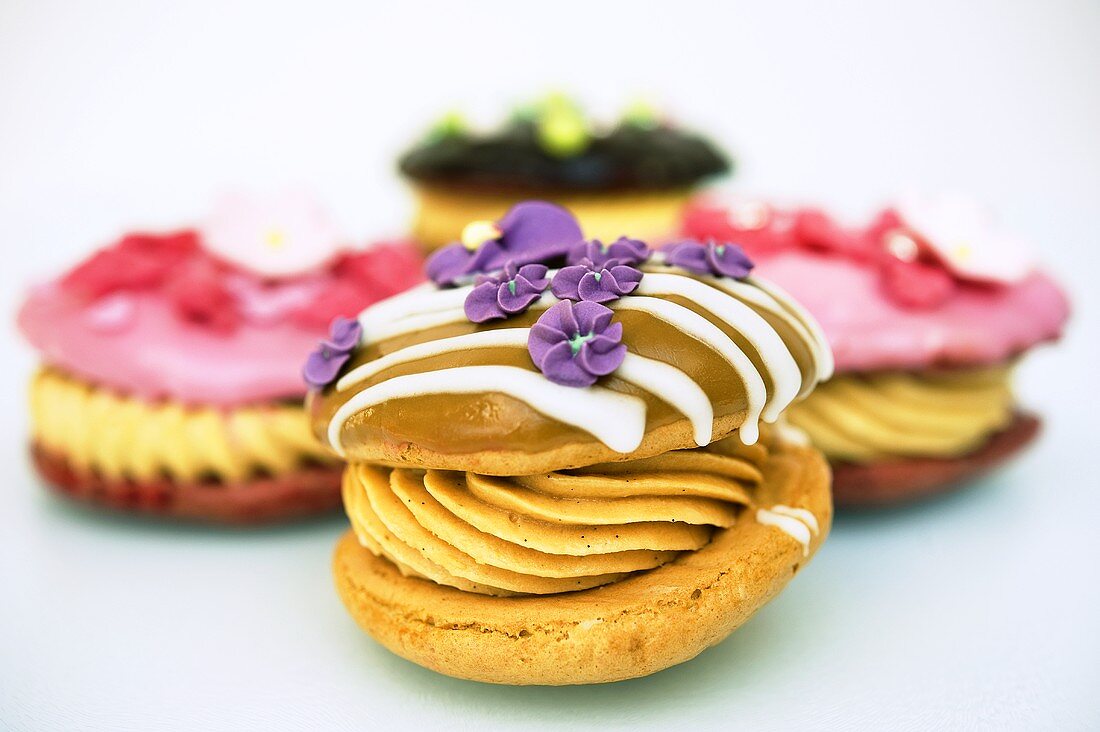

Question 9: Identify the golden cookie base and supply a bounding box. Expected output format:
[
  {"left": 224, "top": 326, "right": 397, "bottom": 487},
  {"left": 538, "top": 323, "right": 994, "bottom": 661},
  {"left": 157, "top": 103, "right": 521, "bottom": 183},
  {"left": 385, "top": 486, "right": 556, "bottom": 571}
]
[{"left": 332, "top": 441, "right": 831, "bottom": 685}]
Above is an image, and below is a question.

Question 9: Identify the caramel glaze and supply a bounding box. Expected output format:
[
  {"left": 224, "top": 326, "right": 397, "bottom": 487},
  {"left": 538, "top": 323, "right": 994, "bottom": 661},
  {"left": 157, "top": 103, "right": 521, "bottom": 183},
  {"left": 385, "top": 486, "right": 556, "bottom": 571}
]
[{"left": 310, "top": 276, "right": 822, "bottom": 473}]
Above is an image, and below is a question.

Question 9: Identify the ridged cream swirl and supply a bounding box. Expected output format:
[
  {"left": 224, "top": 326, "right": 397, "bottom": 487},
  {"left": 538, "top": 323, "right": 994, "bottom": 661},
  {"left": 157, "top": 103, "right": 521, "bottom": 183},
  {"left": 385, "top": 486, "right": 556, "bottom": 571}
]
[
  {"left": 343, "top": 435, "right": 769, "bottom": 596},
  {"left": 785, "top": 366, "right": 1015, "bottom": 463},
  {"left": 30, "top": 368, "right": 336, "bottom": 483}
]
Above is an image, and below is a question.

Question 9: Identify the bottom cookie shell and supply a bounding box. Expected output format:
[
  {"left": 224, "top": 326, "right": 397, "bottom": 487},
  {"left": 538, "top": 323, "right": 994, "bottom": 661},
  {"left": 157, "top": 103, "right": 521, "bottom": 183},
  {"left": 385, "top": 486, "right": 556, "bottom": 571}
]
[
  {"left": 31, "top": 443, "right": 343, "bottom": 524},
  {"left": 332, "top": 442, "right": 831, "bottom": 685},
  {"left": 831, "top": 411, "right": 1041, "bottom": 508}
]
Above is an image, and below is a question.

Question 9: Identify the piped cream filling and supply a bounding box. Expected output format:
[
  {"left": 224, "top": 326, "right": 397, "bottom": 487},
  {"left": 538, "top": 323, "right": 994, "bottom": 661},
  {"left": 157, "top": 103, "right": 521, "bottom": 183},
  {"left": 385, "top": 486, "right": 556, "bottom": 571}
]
[
  {"left": 29, "top": 368, "right": 335, "bottom": 483},
  {"left": 784, "top": 366, "right": 1016, "bottom": 463},
  {"left": 343, "top": 435, "right": 770, "bottom": 596}
]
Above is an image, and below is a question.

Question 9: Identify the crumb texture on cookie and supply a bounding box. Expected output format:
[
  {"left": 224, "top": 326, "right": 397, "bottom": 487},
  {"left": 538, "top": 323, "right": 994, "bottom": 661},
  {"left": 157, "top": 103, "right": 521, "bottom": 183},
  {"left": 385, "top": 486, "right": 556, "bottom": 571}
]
[
  {"left": 313, "top": 260, "right": 830, "bottom": 473},
  {"left": 31, "top": 368, "right": 335, "bottom": 483},
  {"left": 786, "top": 365, "right": 1014, "bottom": 462}
]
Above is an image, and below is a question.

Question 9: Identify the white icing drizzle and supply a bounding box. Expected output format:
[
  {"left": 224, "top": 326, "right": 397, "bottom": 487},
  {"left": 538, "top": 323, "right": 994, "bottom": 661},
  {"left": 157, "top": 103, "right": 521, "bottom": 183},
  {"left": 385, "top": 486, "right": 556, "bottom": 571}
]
[
  {"left": 611, "top": 296, "right": 765, "bottom": 444},
  {"left": 616, "top": 353, "right": 713, "bottom": 446},
  {"left": 635, "top": 273, "right": 802, "bottom": 422},
  {"left": 746, "top": 276, "right": 835, "bottom": 381},
  {"left": 360, "top": 290, "right": 555, "bottom": 345},
  {"left": 357, "top": 282, "right": 462, "bottom": 329},
  {"left": 704, "top": 276, "right": 831, "bottom": 397},
  {"left": 755, "top": 504, "right": 820, "bottom": 557},
  {"left": 773, "top": 418, "right": 811, "bottom": 446},
  {"left": 331, "top": 262, "right": 824, "bottom": 453},
  {"left": 643, "top": 263, "right": 830, "bottom": 397},
  {"left": 327, "top": 365, "right": 647, "bottom": 455},
  {"left": 337, "top": 331, "right": 714, "bottom": 448},
  {"left": 336, "top": 329, "right": 531, "bottom": 392},
  {"left": 769, "top": 504, "right": 819, "bottom": 534},
  {"left": 361, "top": 306, "right": 468, "bottom": 346}
]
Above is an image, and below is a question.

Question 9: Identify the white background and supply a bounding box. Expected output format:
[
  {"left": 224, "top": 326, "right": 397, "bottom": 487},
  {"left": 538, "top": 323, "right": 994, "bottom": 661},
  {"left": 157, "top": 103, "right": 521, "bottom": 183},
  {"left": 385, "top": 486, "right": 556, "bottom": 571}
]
[{"left": 1, "top": 1, "right": 1098, "bottom": 729}]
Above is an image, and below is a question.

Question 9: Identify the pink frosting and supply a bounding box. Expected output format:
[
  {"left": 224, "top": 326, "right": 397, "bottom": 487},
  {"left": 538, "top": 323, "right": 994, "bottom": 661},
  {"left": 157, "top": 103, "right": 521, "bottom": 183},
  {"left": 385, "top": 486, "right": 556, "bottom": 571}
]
[
  {"left": 18, "top": 238, "right": 424, "bottom": 406},
  {"left": 756, "top": 251, "right": 1069, "bottom": 372},
  {"left": 682, "top": 199, "right": 1071, "bottom": 373},
  {"left": 20, "top": 284, "right": 320, "bottom": 404}
]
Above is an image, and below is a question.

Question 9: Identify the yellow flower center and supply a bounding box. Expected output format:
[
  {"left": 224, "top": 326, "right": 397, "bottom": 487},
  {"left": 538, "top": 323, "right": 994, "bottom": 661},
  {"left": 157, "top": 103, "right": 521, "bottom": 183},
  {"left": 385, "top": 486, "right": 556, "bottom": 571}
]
[
  {"left": 461, "top": 220, "right": 502, "bottom": 251},
  {"left": 264, "top": 229, "right": 286, "bottom": 250}
]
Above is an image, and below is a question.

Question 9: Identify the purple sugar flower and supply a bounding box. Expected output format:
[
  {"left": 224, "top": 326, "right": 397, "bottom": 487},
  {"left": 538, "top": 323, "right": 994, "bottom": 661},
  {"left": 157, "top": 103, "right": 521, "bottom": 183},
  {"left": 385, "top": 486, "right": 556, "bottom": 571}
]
[
  {"left": 528, "top": 300, "right": 626, "bottom": 387},
  {"left": 664, "top": 239, "right": 754, "bottom": 279},
  {"left": 567, "top": 236, "right": 650, "bottom": 267},
  {"left": 550, "top": 258, "right": 643, "bottom": 303},
  {"left": 425, "top": 201, "right": 584, "bottom": 286},
  {"left": 303, "top": 316, "right": 362, "bottom": 389},
  {"left": 464, "top": 261, "right": 550, "bottom": 323}
]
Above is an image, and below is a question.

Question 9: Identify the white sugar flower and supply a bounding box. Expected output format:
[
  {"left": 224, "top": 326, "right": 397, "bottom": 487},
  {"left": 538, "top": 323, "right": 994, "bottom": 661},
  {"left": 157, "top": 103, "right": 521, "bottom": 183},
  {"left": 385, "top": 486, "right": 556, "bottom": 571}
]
[
  {"left": 896, "top": 193, "right": 1035, "bottom": 284},
  {"left": 201, "top": 191, "right": 345, "bottom": 278}
]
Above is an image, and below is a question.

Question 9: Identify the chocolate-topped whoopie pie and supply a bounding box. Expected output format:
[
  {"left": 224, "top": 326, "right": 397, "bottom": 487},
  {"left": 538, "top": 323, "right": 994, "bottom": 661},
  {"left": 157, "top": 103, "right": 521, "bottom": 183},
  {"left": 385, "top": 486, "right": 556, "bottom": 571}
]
[{"left": 399, "top": 95, "right": 730, "bottom": 251}]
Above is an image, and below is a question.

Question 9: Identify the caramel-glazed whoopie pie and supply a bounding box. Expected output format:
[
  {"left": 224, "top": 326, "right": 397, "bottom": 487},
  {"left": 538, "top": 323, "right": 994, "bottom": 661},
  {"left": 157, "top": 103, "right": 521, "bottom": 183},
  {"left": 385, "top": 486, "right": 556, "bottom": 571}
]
[{"left": 308, "top": 201, "right": 834, "bottom": 684}]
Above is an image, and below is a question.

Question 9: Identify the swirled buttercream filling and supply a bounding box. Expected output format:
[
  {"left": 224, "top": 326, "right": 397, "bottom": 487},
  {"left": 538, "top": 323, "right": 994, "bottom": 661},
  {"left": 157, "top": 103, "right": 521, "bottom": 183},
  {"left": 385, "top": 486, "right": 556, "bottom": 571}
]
[
  {"left": 30, "top": 368, "right": 336, "bottom": 483},
  {"left": 785, "top": 366, "right": 1015, "bottom": 463},
  {"left": 343, "top": 434, "right": 773, "bottom": 596}
]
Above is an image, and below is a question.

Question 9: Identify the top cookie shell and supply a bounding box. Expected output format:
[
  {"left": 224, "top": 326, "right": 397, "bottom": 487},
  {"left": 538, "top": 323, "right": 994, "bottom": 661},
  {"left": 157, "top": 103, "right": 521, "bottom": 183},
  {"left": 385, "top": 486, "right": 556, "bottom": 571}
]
[
  {"left": 399, "top": 120, "right": 730, "bottom": 194},
  {"left": 309, "top": 261, "right": 831, "bottom": 476}
]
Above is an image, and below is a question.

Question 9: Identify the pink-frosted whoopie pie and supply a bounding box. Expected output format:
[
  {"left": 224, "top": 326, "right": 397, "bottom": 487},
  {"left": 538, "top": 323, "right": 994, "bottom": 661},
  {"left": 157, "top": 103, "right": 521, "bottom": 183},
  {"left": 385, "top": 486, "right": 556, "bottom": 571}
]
[
  {"left": 19, "top": 193, "right": 423, "bottom": 523},
  {"left": 682, "top": 195, "right": 1069, "bottom": 506}
]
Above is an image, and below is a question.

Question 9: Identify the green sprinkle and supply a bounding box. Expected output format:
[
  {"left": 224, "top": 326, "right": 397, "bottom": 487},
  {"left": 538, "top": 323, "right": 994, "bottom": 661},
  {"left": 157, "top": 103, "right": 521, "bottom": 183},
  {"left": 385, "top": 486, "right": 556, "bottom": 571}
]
[
  {"left": 427, "top": 110, "right": 466, "bottom": 141},
  {"left": 593, "top": 271, "right": 603, "bottom": 282},
  {"left": 535, "top": 93, "right": 589, "bottom": 157},
  {"left": 508, "top": 280, "right": 517, "bottom": 295},
  {"left": 622, "top": 98, "right": 660, "bottom": 129},
  {"left": 537, "top": 112, "right": 588, "bottom": 157}
]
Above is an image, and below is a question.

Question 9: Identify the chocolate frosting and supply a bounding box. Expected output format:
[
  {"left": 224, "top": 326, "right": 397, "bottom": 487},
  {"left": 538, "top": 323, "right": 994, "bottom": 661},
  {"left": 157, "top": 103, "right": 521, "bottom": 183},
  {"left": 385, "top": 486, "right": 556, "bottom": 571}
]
[{"left": 399, "top": 120, "right": 731, "bottom": 193}]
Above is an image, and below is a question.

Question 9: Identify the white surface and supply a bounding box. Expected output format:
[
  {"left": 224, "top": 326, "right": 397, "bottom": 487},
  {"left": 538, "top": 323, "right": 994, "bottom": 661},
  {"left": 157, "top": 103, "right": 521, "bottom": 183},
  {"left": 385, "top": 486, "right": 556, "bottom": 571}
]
[{"left": 1, "top": 1, "right": 1098, "bottom": 729}]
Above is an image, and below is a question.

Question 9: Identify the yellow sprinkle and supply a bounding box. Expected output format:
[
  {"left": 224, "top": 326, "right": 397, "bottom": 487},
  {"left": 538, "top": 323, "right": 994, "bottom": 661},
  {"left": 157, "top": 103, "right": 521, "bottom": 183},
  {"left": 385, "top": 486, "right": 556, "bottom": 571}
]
[
  {"left": 953, "top": 243, "right": 971, "bottom": 261},
  {"left": 461, "top": 220, "right": 501, "bottom": 251}
]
